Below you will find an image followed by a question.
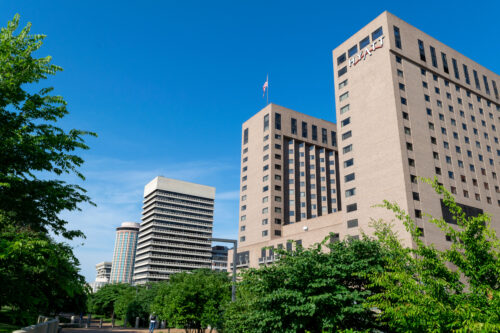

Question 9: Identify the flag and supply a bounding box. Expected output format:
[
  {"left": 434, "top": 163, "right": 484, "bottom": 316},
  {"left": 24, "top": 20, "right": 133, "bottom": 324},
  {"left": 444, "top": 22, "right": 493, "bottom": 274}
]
[{"left": 263, "top": 75, "right": 268, "bottom": 97}]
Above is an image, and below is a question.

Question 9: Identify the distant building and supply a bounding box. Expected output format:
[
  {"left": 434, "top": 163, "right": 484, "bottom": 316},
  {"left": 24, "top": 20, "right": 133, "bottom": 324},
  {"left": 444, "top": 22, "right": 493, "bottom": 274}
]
[
  {"left": 110, "top": 222, "right": 140, "bottom": 284},
  {"left": 90, "top": 261, "right": 112, "bottom": 292},
  {"left": 211, "top": 245, "right": 229, "bottom": 272},
  {"left": 133, "top": 176, "right": 215, "bottom": 284}
]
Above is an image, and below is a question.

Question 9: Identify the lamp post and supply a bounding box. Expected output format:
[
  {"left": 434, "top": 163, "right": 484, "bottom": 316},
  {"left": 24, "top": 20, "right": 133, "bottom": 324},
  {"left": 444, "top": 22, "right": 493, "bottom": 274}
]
[{"left": 208, "top": 237, "right": 237, "bottom": 301}]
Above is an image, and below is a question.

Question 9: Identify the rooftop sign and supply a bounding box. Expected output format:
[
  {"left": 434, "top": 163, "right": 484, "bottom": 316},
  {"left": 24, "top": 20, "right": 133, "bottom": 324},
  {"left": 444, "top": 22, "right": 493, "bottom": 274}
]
[{"left": 348, "top": 36, "right": 384, "bottom": 67}]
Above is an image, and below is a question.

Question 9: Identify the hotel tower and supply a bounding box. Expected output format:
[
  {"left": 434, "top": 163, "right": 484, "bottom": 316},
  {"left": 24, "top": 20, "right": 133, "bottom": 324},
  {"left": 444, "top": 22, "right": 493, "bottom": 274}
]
[
  {"left": 231, "top": 11, "right": 500, "bottom": 269},
  {"left": 133, "top": 177, "right": 215, "bottom": 284}
]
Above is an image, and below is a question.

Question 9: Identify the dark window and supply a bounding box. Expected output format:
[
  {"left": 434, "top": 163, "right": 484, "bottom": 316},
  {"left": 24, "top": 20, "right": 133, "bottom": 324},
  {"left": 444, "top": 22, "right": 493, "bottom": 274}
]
[
  {"left": 463, "top": 64, "right": 470, "bottom": 84},
  {"left": 372, "top": 27, "right": 383, "bottom": 40},
  {"left": 291, "top": 118, "right": 297, "bottom": 134},
  {"left": 330, "top": 233, "right": 340, "bottom": 243},
  {"left": 263, "top": 114, "right": 269, "bottom": 131},
  {"left": 302, "top": 121, "right": 308, "bottom": 138},
  {"left": 344, "top": 158, "right": 354, "bottom": 167},
  {"left": 342, "top": 131, "right": 352, "bottom": 140},
  {"left": 345, "top": 173, "right": 355, "bottom": 182},
  {"left": 312, "top": 125, "right": 318, "bottom": 141},
  {"left": 322, "top": 128, "right": 327, "bottom": 144},
  {"left": 452, "top": 58, "right": 460, "bottom": 79},
  {"left": 331, "top": 131, "right": 337, "bottom": 146},
  {"left": 359, "top": 36, "right": 370, "bottom": 49},
  {"left": 347, "top": 219, "right": 358, "bottom": 228},
  {"left": 337, "top": 53, "right": 346, "bottom": 66},
  {"left": 430, "top": 46, "right": 437, "bottom": 67},
  {"left": 341, "top": 117, "right": 351, "bottom": 127},
  {"left": 441, "top": 200, "right": 483, "bottom": 224},
  {"left": 418, "top": 40, "right": 426, "bottom": 61},
  {"left": 492, "top": 80, "right": 499, "bottom": 100},
  {"left": 243, "top": 128, "right": 249, "bottom": 145},
  {"left": 483, "top": 75, "right": 490, "bottom": 95},
  {"left": 346, "top": 203, "right": 357, "bottom": 212},
  {"left": 473, "top": 70, "right": 481, "bottom": 90},
  {"left": 338, "top": 66, "right": 347, "bottom": 77},
  {"left": 413, "top": 192, "right": 420, "bottom": 201},
  {"left": 441, "top": 52, "right": 449, "bottom": 74},
  {"left": 286, "top": 241, "right": 292, "bottom": 252},
  {"left": 393, "top": 26, "right": 402, "bottom": 49},
  {"left": 348, "top": 45, "right": 358, "bottom": 57},
  {"left": 275, "top": 113, "right": 281, "bottom": 130}
]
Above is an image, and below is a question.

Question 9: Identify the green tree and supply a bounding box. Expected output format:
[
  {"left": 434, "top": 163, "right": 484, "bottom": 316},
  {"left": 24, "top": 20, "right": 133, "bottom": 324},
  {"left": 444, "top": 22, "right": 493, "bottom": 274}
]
[
  {"left": 0, "top": 14, "right": 95, "bottom": 323},
  {"left": 223, "top": 237, "right": 387, "bottom": 333},
  {"left": 152, "top": 269, "right": 231, "bottom": 332},
  {"left": 368, "top": 177, "right": 500, "bottom": 332},
  {"left": 0, "top": 224, "right": 88, "bottom": 324},
  {"left": 0, "top": 14, "right": 96, "bottom": 240},
  {"left": 88, "top": 283, "right": 130, "bottom": 317}
]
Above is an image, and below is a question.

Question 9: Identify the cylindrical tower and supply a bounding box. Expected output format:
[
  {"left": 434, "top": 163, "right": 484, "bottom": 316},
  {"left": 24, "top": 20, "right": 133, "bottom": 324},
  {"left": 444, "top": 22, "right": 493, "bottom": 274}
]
[{"left": 110, "top": 222, "right": 140, "bottom": 284}]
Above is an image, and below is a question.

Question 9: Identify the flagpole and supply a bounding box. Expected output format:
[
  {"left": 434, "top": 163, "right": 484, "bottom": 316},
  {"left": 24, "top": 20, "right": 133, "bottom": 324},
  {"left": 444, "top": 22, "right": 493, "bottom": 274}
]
[{"left": 267, "top": 73, "right": 269, "bottom": 105}]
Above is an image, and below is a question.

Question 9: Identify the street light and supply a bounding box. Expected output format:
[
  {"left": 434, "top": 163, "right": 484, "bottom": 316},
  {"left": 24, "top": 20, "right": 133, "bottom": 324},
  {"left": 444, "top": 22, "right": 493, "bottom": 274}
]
[{"left": 208, "top": 237, "right": 237, "bottom": 301}]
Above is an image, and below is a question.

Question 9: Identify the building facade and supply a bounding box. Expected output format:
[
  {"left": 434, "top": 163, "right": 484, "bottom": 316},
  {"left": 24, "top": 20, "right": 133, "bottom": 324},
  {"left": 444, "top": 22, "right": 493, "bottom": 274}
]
[
  {"left": 211, "top": 245, "right": 229, "bottom": 272},
  {"left": 230, "top": 11, "right": 500, "bottom": 270},
  {"left": 110, "top": 222, "right": 140, "bottom": 284},
  {"left": 133, "top": 177, "right": 215, "bottom": 284},
  {"left": 332, "top": 11, "right": 500, "bottom": 249},
  {"left": 90, "top": 261, "right": 112, "bottom": 292},
  {"left": 231, "top": 104, "right": 341, "bottom": 269}
]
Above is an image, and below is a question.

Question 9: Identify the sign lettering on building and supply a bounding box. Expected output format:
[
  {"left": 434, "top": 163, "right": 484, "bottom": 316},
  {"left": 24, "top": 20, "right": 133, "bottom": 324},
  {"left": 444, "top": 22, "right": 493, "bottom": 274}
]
[{"left": 348, "top": 36, "right": 384, "bottom": 67}]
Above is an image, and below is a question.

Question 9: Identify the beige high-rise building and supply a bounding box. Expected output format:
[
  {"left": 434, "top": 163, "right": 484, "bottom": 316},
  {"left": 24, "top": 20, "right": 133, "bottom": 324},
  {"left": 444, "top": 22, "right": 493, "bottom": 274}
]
[
  {"left": 133, "top": 177, "right": 215, "bottom": 284},
  {"left": 230, "top": 11, "right": 500, "bottom": 270},
  {"left": 332, "top": 11, "right": 500, "bottom": 249},
  {"left": 231, "top": 104, "right": 342, "bottom": 269}
]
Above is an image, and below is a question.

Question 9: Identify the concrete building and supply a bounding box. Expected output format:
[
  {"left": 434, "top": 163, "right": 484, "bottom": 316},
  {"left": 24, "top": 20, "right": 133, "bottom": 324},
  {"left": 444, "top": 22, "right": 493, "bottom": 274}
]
[
  {"left": 110, "top": 222, "right": 140, "bottom": 284},
  {"left": 231, "top": 104, "right": 341, "bottom": 269},
  {"left": 211, "top": 245, "right": 229, "bottom": 272},
  {"left": 133, "top": 176, "right": 215, "bottom": 284},
  {"left": 332, "top": 11, "right": 500, "bottom": 249},
  {"left": 230, "top": 11, "right": 500, "bottom": 269},
  {"left": 90, "top": 261, "right": 112, "bottom": 292}
]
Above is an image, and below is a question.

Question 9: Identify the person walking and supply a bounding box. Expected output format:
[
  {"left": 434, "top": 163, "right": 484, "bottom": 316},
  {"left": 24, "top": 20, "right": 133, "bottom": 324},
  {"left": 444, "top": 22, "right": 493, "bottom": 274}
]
[{"left": 149, "top": 313, "right": 157, "bottom": 333}]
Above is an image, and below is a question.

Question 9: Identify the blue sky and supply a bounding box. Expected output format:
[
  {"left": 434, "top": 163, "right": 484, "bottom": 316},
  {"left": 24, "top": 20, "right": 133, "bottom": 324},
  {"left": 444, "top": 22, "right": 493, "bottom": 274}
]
[{"left": 2, "top": 0, "right": 499, "bottom": 282}]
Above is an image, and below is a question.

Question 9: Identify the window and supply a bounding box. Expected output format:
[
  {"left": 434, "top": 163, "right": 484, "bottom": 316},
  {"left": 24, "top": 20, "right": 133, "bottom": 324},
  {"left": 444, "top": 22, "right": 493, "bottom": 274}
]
[
  {"left": 397, "top": 69, "right": 403, "bottom": 78},
  {"left": 345, "top": 188, "right": 356, "bottom": 197},
  {"left": 473, "top": 70, "right": 481, "bottom": 90},
  {"left": 263, "top": 185, "right": 269, "bottom": 192},
  {"left": 302, "top": 121, "right": 308, "bottom": 138},
  {"left": 262, "top": 207, "right": 268, "bottom": 214},
  {"left": 240, "top": 236, "right": 245, "bottom": 242},
  {"left": 430, "top": 46, "right": 437, "bottom": 67},
  {"left": 463, "top": 64, "right": 470, "bottom": 84},
  {"left": 408, "top": 158, "right": 415, "bottom": 167},
  {"left": 401, "top": 97, "right": 407, "bottom": 105},
  {"left": 402, "top": 111, "right": 409, "bottom": 120},
  {"left": 243, "top": 128, "right": 249, "bottom": 144},
  {"left": 262, "top": 196, "right": 268, "bottom": 202},
  {"left": 372, "top": 26, "right": 383, "bottom": 40},
  {"left": 312, "top": 125, "right": 317, "bottom": 141},
  {"left": 413, "top": 192, "right": 420, "bottom": 201},
  {"left": 275, "top": 218, "right": 282, "bottom": 224},
  {"left": 263, "top": 114, "right": 269, "bottom": 131},
  {"left": 343, "top": 144, "right": 353, "bottom": 154},
  {"left": 241, "top": 215, "right": 246, "bottom": 221},
  {"left": 240, "top": 225, "right": 246, "bottom": 231},
  {"left": 347, "top": 219, "right": 358, "bottom": 228},
  {"left": 418, "top": 39, "right": 426, "bottom": 61},
  {"left": 339, "top": 91, "right": 349, "bottom": 101},
  {"left": 404, "top": 127, "right": 411, "bottom": 135},
  {"left": 346, "top": 203, "right": 357, "bottom": 212},
  {"left": 423, "top": 81, "right": 428, "bottom": 88},
  {"left": 483, "top": 75, "right": 491, "bottom": 95},
  {"left": 448, "top": 171, "right": 454, "bottom": 179},
  {"left": 396, "top": 55, "right": 402, "bottom": 64},
  {"left": 339, "top": 104, "right": 350, "bottom": 115},
  {"left": 291, "top": 118, "right": 297, "bottom": 134},
  {"left": 337, "top": 53, "right": 346, "bottom": 66},
  {"left": 341, "top": 117, "right": 351, "bottom": 127},
  {"left": 348, "top": 45, "right": 358, "bottom": 57},
  {"left": 338, "top": 79, "right": 348, "bottom": 89},
  {"left": 262, "top": 230, "right": 268, "bottom": 237},
  {"left": 393, "top": 26, "right": 402, "bottom": 49},
  {"left": 338, "top": 66, "right": 347, "bottom": 77},
  {"left": 322, "top": 128, "right": 327, "bottom": 144},
  {"left": 359, "top": 36, "right": 370, "bottom": 49},
  {"left": 342, "top": 131, "right": 352, "bottom": 140},
  {"left": 344, "top": 158, "right": 354, "bottom": 167},
  {"left": 345, "top": 173, "right": 355, "bottom": 182},
  {"left": 262, "top": 218, "right": 268, "bottom": 225},
  {"left": 274, "top": 230, "right": 281, "bottom": 236},
  {"left": 441, "top": 52, "right": 449, "bottom": 74},
  {"left": 452, "top": 58, "right": 460, "bottom": 79},
  {"left": 275, "top": 113, "right": 281, "bottom": 130},
  {"left": 407, "top": 142, "right": 413, "bottom": 151},
  {"left": 399, "top": 83, "right": 405, "bottom": 91}
]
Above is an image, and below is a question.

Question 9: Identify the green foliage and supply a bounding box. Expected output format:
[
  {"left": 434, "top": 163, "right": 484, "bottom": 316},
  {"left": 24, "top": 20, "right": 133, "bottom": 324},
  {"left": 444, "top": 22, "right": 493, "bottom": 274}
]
[
  {"left": 223, "top": 237, "right": 387, "bottom": 333},
  {"left": 0, "top": 14, "right": 96, "bottom": 240},
  {"left": 88, "top": 283, "right": 130, "bottom": 317},
  {"left": 369, "top": 177, "right": 500, "bottom": 332},
  {"left": 0, "top": 224, "right": 87, "bottom": 324},
  {"left": 151, "top": 269, "right": 231, "bottom": 331}
]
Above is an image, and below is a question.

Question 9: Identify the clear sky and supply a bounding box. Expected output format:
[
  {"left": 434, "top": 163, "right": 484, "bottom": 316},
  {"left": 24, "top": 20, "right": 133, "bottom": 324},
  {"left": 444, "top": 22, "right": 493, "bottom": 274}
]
[{"left": 2, "top": 0, "right": 499, "bottom": 282}]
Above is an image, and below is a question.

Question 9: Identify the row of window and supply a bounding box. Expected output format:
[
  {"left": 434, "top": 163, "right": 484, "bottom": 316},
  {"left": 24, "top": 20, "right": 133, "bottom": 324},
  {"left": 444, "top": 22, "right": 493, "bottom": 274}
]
[{"left": 394, "top": 25, "right": 499, "bottom": 100}]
